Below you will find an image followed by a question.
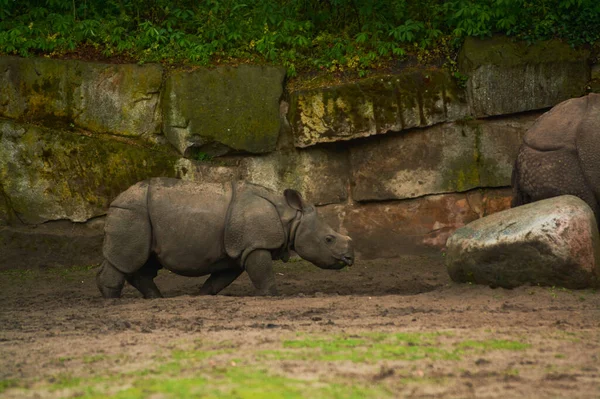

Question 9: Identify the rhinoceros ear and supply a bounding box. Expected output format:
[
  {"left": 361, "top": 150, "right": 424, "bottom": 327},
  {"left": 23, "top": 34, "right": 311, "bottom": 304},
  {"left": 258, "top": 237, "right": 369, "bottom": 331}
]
[
  {"left": 225, "top": 189, "right": 285, "bottom": 266},
  {"left": 284, "top": 189, "right": 306, "bottom": 211}
]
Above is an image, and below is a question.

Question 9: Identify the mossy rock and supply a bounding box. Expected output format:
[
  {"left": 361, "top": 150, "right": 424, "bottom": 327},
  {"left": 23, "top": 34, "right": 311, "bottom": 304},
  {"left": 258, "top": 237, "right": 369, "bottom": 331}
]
[
  {"left": 163, "top": 64, "right": 286, "bottom": 156},
  {"left": 288, "top": 68, "right": 468, "bottom": 148},
  {"left": 0, "top": 119, "right": 179, "bottom": 224},
  {"left": 0, "top": 56, "right": 163, "bottom": 138},
  {"left": 459, "top": 37, "right": 590, "bottom": 117}
]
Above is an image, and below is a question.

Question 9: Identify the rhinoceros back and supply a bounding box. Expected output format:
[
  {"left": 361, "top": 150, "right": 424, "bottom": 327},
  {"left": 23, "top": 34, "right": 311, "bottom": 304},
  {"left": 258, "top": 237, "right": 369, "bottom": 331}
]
[
  {"left": 146, "top": 178, "right": 232, "bottom": 275},
  {"left": 103, "top": 180, "right": 153, "bottom": 274}
]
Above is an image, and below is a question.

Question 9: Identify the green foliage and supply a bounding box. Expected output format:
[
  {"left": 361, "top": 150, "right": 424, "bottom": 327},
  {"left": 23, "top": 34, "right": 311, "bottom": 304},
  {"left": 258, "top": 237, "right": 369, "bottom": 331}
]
[{"left": 0, "top": 0, "right": 598, "bottom": 77}]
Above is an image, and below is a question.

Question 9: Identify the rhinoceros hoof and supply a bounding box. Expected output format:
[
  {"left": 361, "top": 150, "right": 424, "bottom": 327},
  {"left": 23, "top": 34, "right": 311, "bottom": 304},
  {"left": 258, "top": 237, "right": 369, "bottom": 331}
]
[{"left": 445, "top": 195, "right": 600, "bottom": 289}]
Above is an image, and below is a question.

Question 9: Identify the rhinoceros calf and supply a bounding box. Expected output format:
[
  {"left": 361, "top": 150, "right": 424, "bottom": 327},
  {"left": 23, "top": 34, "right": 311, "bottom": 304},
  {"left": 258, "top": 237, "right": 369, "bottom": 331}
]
[{"left": 96, "top": 178, "right": 354, "bottom": 298}]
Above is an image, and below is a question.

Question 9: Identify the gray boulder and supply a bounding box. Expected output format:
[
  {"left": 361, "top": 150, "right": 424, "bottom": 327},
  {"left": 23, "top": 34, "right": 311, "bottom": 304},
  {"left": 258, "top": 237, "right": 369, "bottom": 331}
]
[{"left": 446, "top": 195, "right": 600, "bottom": 289}]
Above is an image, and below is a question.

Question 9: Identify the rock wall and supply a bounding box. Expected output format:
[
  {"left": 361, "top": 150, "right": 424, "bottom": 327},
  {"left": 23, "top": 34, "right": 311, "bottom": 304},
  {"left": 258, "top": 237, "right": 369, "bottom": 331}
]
[{"left": 0, "top": 36, "right": 596, "bottom": 268}]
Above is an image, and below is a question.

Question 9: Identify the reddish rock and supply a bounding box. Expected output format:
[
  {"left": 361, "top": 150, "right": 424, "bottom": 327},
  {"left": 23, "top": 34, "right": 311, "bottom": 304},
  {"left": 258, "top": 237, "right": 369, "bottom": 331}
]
[{"left": 318, "top": 188, "right": 512, "bottom": 259}]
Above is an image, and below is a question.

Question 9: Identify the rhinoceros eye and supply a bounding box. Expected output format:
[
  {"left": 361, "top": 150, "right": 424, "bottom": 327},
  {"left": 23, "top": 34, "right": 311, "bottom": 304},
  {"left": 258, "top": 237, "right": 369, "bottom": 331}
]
[{"left": 325, "top": 235, "right": 335, "bottom": 244}]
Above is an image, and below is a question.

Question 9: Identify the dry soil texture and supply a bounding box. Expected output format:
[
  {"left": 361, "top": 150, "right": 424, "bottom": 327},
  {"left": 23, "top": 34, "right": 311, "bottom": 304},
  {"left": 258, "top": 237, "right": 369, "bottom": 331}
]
[{"left": 1, "top": 254, "right": 599, "bottom": 398}]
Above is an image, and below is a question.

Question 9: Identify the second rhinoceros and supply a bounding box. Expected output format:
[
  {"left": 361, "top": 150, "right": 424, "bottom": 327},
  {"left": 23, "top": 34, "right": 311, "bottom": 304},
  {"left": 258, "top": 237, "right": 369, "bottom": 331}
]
[{"left": 96, "top": 178, "right": 354, "bottom": 298}]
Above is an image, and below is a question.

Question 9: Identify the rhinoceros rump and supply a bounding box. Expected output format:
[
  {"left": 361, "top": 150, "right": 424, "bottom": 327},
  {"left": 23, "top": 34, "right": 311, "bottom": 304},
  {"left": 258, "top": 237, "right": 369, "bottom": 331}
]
[
  {"left": 96, "top": 178, "right": 354, "bottom": 298},
  {"left": 512, "top": 93, "right": 600, "bottom": 226}
]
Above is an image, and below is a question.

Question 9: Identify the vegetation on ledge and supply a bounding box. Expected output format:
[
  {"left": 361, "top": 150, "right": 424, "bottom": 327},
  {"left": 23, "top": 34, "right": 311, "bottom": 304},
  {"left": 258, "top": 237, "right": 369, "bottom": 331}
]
[{"left": 0, "top": 0, "right": 598, "bottom": 80}]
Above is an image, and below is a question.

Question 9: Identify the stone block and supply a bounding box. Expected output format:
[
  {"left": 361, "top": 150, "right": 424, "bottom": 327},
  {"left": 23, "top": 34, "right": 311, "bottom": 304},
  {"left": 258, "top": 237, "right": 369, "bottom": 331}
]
[
  {"left": 288, "top": 68, "right": 468, "bottom": 147},
  {"left": 240, "top": 147, "right": 350, "bottom": 205},
  {"left": 0, "top": 56, "right": 163, "bottom": 138},
  {"left": 0, "top": 119, "right": 179, "bottom": 224},
  {"left": 163, "top": 64, "right": 286, "bottom": 155},
  {"left": 318, "top": 188, "right": 512, "bottom": 259},
  {"left": 446, "top": 195, "right": 600, "bottom": 289},
  {"left": 459, "top": 37, "right": 590, "bottom": 117},
  {"left": 350, "top": 114, "right": 539, "bottom": 201}
]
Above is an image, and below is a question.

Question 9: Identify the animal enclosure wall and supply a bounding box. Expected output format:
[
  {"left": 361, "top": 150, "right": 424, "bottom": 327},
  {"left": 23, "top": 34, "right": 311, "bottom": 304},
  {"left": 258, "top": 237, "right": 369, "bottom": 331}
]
[{"left": 0, "top": 36, "right": 597, "bottom": 268}]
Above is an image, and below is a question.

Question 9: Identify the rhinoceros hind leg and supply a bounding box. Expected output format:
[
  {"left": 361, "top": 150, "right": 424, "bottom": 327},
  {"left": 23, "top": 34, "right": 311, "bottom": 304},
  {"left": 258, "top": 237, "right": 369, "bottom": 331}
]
[
  {"left": 198, "top": 268, "right": 243, "bottom": 296},
  {"left": 96, "top": 260, "right": 126, "bottom": 298},
  {"left": 125, "top": 257, "right": 163, "bottom": 299}
]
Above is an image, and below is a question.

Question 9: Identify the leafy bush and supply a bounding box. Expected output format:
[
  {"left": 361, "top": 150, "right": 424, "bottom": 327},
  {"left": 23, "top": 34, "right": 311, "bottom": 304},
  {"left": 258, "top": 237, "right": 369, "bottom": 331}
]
[{"left": 0, "top": 0, "right": 598, "bottom": 77}]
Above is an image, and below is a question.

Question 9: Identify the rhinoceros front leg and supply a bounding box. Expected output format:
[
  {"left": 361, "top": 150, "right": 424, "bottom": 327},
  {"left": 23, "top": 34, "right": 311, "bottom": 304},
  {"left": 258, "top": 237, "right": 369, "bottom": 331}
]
[
  {"left": 198, "top": 268, "right": 243, "bottom": 296},
  {"left": 245, "top": 250, "right": 279, "bottom": 296}
]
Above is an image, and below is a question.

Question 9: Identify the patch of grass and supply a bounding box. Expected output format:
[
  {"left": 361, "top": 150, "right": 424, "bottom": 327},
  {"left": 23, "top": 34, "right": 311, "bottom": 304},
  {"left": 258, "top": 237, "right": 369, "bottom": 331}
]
[
  {"left": 5, "top": 334, "right": 538, "bottom": 398},
  {"left": 457, "top": 339, "right": 530, "bottom": 351},
  {"left": 54, "top": 356, "right": 74, "bottom": 365},
  {"left": 83, "top": 355, "right": 107, "bottom": 364},
  {"left": 264, "top": 334, "right": 530, "bottom": 364},
  {"left": 271, "top": 333, "right": 460, "bottom": 363},
  {"left": 552, "top": 331, "right": 581, "bottom": 343},
  {"left": 33, "top": 365, "right": 391, "bottom": 399},
  {"left": 0, "top": 379, "right": 19, "bottom": 393},
  {"left": 171, "top": 349, "right": 234, "bottom": 361},
  {"left": 47, "top": 373, "right": 85, "bottom": 391},
  {"left": 284, "top": 337, "right": 366, "bottom": 350},
  {"left": 504, "top": 368, "right": 520, "bottom": 377}
]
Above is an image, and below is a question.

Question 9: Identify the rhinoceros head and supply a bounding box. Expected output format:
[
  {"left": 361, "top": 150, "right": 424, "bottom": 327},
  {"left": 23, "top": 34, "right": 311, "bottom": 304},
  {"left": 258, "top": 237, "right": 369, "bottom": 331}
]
[{"left": 285, "top": 189, "right": 354, "bottom": 269}]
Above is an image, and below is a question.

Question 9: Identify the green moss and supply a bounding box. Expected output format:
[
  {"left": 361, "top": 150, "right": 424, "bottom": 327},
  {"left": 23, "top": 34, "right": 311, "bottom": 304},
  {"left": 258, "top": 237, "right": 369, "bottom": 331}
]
[
  {"left": 0, "top": 119, "right": 180, "bottom": 223},
  {"left": 442, "top": 144, "right": 480, "bottom": 193},
  {"left": 289, "top": 67, "right": 468, "bottom": 147},
  {"left": 163, "top": 65, "right": 284, "bottom": 155}
]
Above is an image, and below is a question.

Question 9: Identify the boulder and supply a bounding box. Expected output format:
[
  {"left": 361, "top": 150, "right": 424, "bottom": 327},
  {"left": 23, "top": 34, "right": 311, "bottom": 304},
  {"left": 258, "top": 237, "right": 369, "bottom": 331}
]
[
  {"left": 350, "top": 114, "right": 539, "bottom": 201},
  {"left": 0, "top": 56, "right": 163, "bottom": 138},
  {"left": 163, "top": 65, "right": 286, "bottom": 156},
  {"left": 288, "top": 68, "right": 468, "bottom": 148},
  {"left": 446, "top": 195, "right": 600, "bottom": 289},
  {"left": 459, "top": 37, "right": 590, "bottom": 117}
]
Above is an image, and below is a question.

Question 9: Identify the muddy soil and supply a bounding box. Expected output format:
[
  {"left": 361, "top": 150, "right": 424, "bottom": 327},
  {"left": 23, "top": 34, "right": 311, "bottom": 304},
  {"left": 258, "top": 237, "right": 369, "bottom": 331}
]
[{"left": 1, "top": 254, "right": 599, "bottom": 398}]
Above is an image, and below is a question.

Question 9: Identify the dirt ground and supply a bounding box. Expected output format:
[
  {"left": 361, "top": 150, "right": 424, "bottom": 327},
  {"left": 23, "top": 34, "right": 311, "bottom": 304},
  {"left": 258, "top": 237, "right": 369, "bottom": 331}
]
[{"left": 1, "top": 254, "right": 599, "bottom": 398}]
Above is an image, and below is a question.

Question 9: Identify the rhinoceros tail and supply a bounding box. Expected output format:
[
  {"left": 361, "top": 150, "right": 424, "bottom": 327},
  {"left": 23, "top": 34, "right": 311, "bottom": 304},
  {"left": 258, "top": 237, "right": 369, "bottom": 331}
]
[{"left": 102, "top": 181, "right": 153, "bottom": 274}]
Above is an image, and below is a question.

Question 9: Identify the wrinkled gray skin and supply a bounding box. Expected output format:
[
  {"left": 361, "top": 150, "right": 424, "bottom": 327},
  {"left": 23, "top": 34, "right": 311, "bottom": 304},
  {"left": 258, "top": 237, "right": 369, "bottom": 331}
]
[
  {"left": 512, "top": 93, "right": 600, "bottom": 226},
  {"left": 96, "top": 178, "right": 354, "bottom": 298}
]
